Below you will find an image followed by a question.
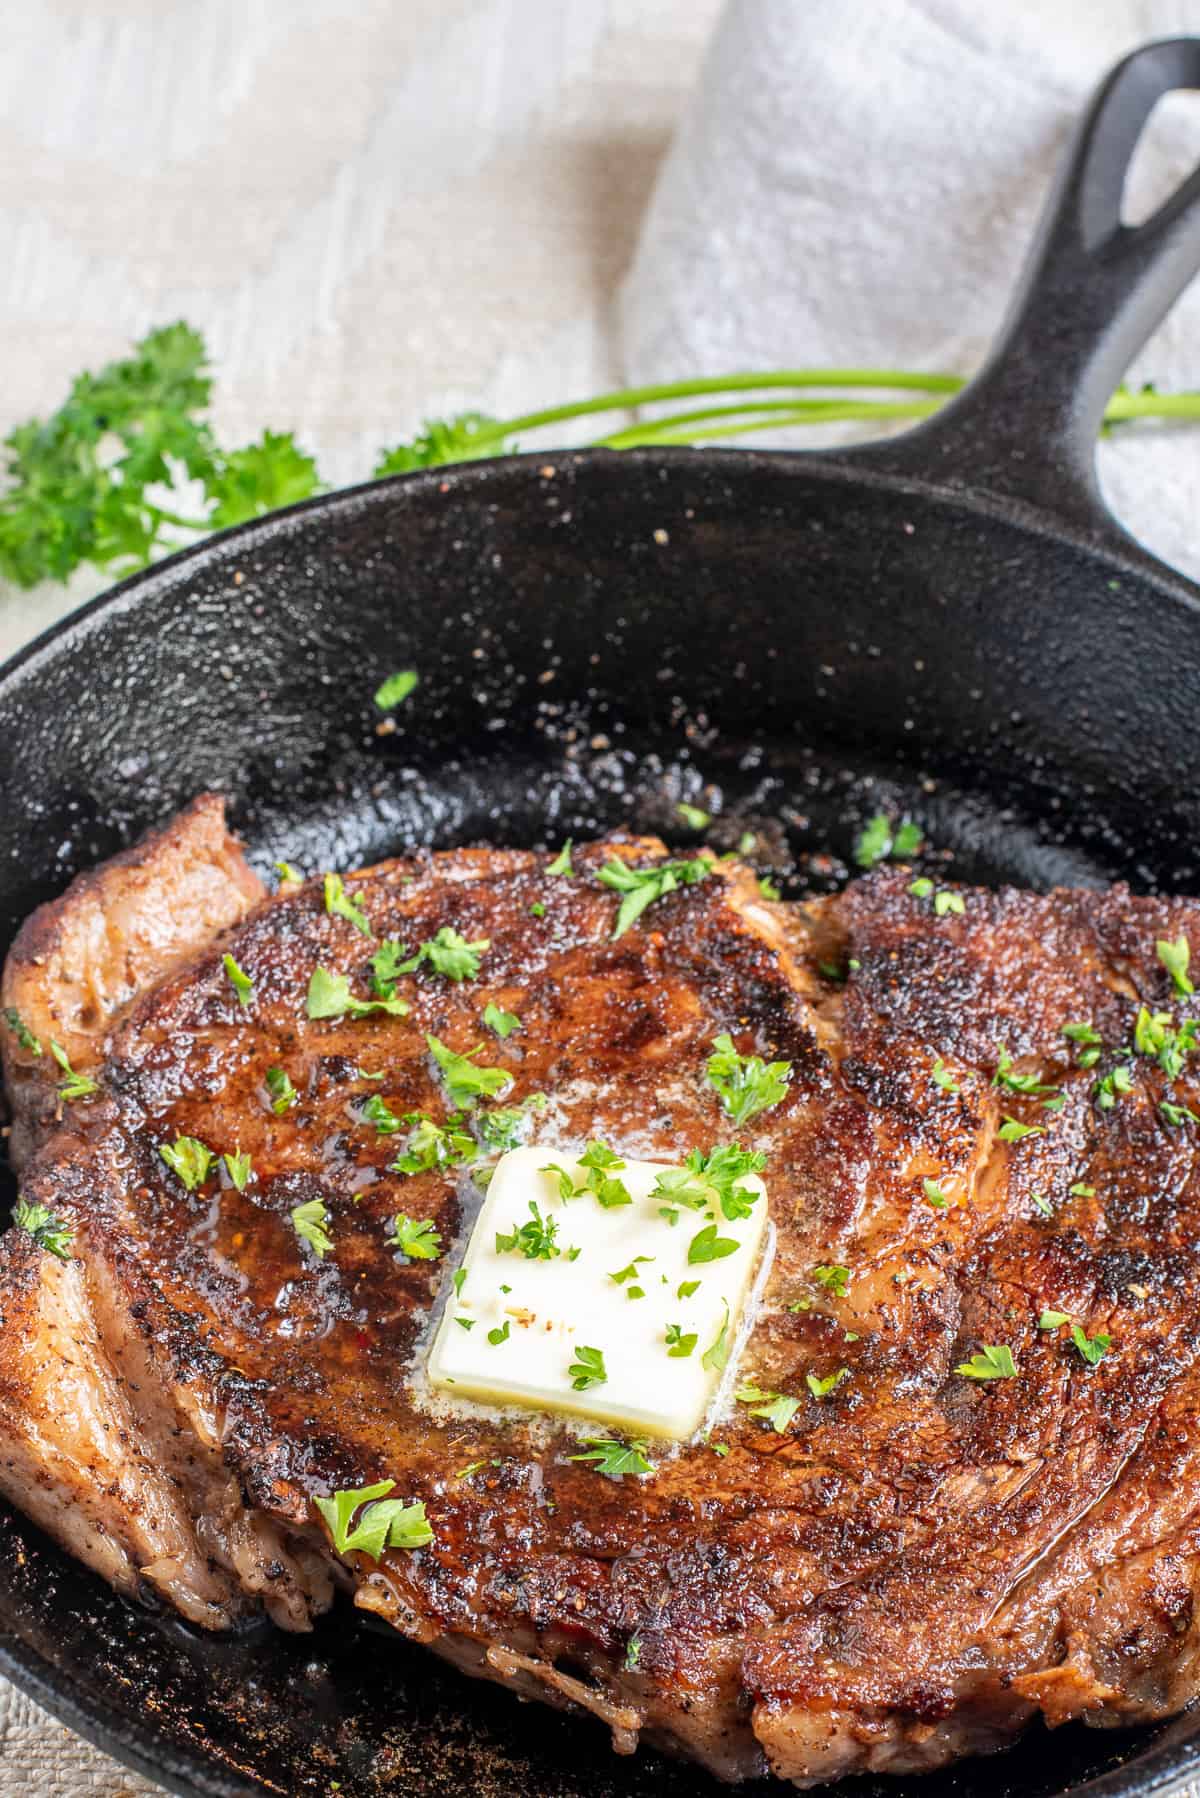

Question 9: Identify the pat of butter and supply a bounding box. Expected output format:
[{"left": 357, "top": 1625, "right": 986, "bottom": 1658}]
[{"left": 427, "top": 1144, "right": 768, "bottom": 1440}]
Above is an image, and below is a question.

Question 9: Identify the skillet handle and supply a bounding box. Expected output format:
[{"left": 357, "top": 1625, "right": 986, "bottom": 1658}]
[{"left": 850, "top": 38, "right": 1200, "bottom": 531}]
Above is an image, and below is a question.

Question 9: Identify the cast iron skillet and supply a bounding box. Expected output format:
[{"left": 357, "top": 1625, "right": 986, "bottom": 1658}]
[{"left": 3, "top": 36, "right": 1200, "bottom": 1798}]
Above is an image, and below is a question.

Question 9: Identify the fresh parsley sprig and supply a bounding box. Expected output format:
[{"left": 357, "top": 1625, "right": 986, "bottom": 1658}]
[
  {"left": 13, "top": 1196, "right": 73, "bottom": 1260},
  {"left": 6, "top": 330, "right": 1200, "bottom": 591},
  {"left": 596, "top": 855, "right": 710, "bottom": 939}
]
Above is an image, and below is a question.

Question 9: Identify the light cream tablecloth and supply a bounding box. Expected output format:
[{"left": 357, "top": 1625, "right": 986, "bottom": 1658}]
[{"left": 0, "top": 1, "right": 720, "bottom": 1788}]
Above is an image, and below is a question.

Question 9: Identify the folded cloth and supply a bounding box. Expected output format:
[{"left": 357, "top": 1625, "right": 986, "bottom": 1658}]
[{"left": 619, "top": 0, "right": 1200, "bottom": 578}]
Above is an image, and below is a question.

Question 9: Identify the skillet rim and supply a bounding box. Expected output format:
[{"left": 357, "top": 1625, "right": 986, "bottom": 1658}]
[{"left": 3, "top": 442, "right": 1200, "bottom": 1797}]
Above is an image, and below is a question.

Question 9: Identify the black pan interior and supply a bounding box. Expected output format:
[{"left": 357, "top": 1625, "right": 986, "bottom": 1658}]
[{"left": 2, "top": 448, "right": 1200, "bottom": 1796}]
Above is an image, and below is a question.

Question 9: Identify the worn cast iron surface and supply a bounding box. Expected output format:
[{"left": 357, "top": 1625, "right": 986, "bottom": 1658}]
[{"left": 4, "top": 35, "right": 1200, "bottom": 1798}]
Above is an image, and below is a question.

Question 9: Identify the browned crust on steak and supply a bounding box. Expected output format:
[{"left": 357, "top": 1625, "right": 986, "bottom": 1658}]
[
  {"left": 1, "top": 793, "right": 263, "bottom": 1167},
  {"left": 5, "top": 818, "right": 1200, "bottom": 1786}
]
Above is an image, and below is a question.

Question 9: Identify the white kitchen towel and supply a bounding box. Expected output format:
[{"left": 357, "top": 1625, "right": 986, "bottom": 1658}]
[{"left": 619, "top": 0, "right": 1200, "bottom": 579}]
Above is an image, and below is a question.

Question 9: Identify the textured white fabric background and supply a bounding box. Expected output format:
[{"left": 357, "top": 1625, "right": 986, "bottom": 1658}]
[
  {"left": 0, "top": 2, "right": 720, "bottom": 1787},
  {"left": 621, "top": 0, "right": 1200, "bottom": 578}
]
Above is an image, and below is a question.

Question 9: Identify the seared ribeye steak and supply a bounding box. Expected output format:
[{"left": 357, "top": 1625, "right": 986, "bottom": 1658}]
[{"left": 3, "top": 797, "right": 1200, "bottom": 1788}]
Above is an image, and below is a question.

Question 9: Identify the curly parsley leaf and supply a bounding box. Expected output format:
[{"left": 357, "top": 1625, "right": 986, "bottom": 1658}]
[
  {"left": 2, "top": 1008, "right": 41, "bottom": 1055},
  {"left": 13, "top": 1196, "right": 73, "bottom": 1260},
  {"left": 427, "top": 1034, "right": 510, "bottom": 1108},
  {"left": 400, "top": 926, "right": 489, "bottom": 982},
  {"left": 854, "top": 813, "right": 922, "bottom": 870},
  {"left": 495, "top": 1200, "right": 561, "bottom": 1261},
  {"left": 735, "top": 1385, "right": 800, "bottom": 1432},
  {"left": 48, "top": 1039, "right": 99, "bottom": 1101},
  {"left": 291, "top": 1196, "right": 333, "bottom": 1259},
  {"left": 705, "top": 1034, "right": 791, "bottom": 1128},
  {"left": 387, "top": 1214, "right": 442, "bottom": 1260},
  {"left": 223, "top": 1148, "right": 252, "bottom": 1192},
  {"left": 222, "top": 952, "right": 254, "bottom": 1008},
  {"left": 1158, "top": 935, "right": 1194, "bottom": 996},
  {"left": 314, "top": 1480, "right": 433, "bottom": 1559},
  {"left": 955, "top": 1343, "right": 1017, "bottom": 1380},
  {"left": 373, "top": 412, "right": 507, "bottom": 476},
  {"left": 596, "top": 855, "right": 710, "bottom": 939},
  {"left": 568, "top": 1344, "right": 607, "bottom": 1390},
  {"left": 389, "top": 1112, "right": 474, "bottom": 1173},
  {"left": 205, "top": 430, "right": 321, "bottom": 529},
  {"left": 482, "top": 1002, "right": 521, "bottom": 1038},
  {"left": 160, "top": 1135, "right": 214, "bottom": 1190},
  {"left": 265, "top": 1065, "right": 298, "bottom": 1112},
  {"left": 1070, "top": 1324, "right": 1111, "bottom": 1366},
  {"left": 567, "top": 1436, "right": 652, "bottom": 1476},
  {"left": 307, "top": 966, "right": 410, "bottom": 1021},
  {"left": 323, "top": 872, "right": 373, "bottom": 938}
]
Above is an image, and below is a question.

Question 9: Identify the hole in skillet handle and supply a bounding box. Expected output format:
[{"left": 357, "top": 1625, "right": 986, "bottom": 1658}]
[{"left": 833, "top": 37, "right": 1200, "bottom": 539}]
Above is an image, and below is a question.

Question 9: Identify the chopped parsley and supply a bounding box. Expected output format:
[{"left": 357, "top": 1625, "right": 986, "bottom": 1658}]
[
  {"left": 1071, "top": 1324, "right": 1111, "bottom": 1366},
  {"left": 373, "top": 669, "right": 419, "bottom": 711},
  {"left": 387, "top": 1214, "right": 442, "bottom": 1260},
  {"left": 275, "top": 860, "right": 303, "bottom": 887},
  {"left": 495, "top": 1200, "right": 560, "bottom": 1260},
  {"left": 993, "top": 1044, "right": 1057, "bottom": 1100},
  {"left": 568, "top": 1344, "right": 607, "bottom": 1390},
  {"left": 13, "top": 1196, "right": 72, "bottom": 1260},
  {"left": 222, "top": 952, "right": 254, "bottom": 1007},
  {"left": 1134, "top": 1007, "right": 1199, "bottom": 1078},
  {"left": 701, "top": 1300, "right": 731, "bottom": 1371},
  {"left": 854, "top": 813, "right": 922, "bottom": 870},
  {"left": 676, "top": 801, "right": 710, "bottom": 830},
  {"left": 1032, "top": 1193, "right": 1054, "bottom": 1216},
  {"left": 1161, "top": 1100, "right": 1200, "bottom": 1127},
  {"left": 307, "top": 966, "right": 410, "bottom": 1021},
  {"left": 596, "top": 854, "right": 710, "bottom": 939},
  {"left": 568, "top": 1436, "right": 652, "bottom": 1476},
  {"left": 1061, "top": 1019, "right": 1103, "bottom": 1067},
  {"left": 529, "top": 901, "right": 546, "bottom": 918},
  {"left": 735, "top": 1385, "right": 800, "bottom": 1432},
  {"left": 1158, "top": 935, "right": 1194, "bottom": 996},
  {"left": 922, "top": 1178, "right": 949, "bottom": 1209},
  {"left": 806, "top": 1367, "right": 850, "bottom": 1399},
  {"left": 955, "top": 1344, "right": 1017, "bottom": 1380},
  {"left": 223, "top": 1148, "right": 252, "bottom": 1191},
  {"left": 360, "top": 1092, "right": 403, "bottom": 1134},
  {"left": 659, "top": 1144, "right": 765, "bottom": 1221},
  {"left": 427, "top": 1034, "right": 510, "bottom": 1107},
  {"left": 706, "top": 1034, "right": 792, "bottom": 1127},
  {"left": 813, "top": 1263, "right": 850, "bottom": 1298},
  {"left": 2, "top": 1007, "right": 41, "bottom": 1055},
  {"left": 758, "top": 876, "right": 782, "bottom": 901},
  {"left": 678, "top": 1278, "right": 701, "bottom": 1299},
  {"left": 934, "top": 890, "right": 965, "bottom": 917},
  {"left": 998, "top": 1115, "right": 1044, "bottom": 1141},
  {"left": 624, "top": 1636, "right": 642, "bottom": 1671},
  {"left": 687, "top": 1222, "right": 739, "bottom": 1265},
  {"left": 1038, "top": 1309, "right": 1070, "bottom": 1329},
  {"left": 1070, "top": 1181, "right": 1096, "bottom": 1197},
  {"left": 291, "top": 1197, "right": 333, "bottom": 1259},
  {"left": 473, "top": 1097, "right": 541, "bottom": 1156},
  {"left": 909, "top": 877, "right": 934, "bottom": 899},
  {"left": 1093, "top": 1064, "right": 1134, "bottom": 1110},
  {"left": 488, "top": 1320, "right": 511, "bottom": 1346},
  {"left": 390, "top": 1112, "right": 474, "bottom": 1174},
  {"left": 610, "top": 1256, "right": 653, "bottom": 1285},
  {"left": 931, "top": 1058, "right": 963, "bottom": 1094},
  {"left": 368, "top": 939, "right": 406, "bottom": 996},
  {"left": 160, "top": 1136, "right": 215, "bottom": 1190},
  {"left": 546, "top": 840, "right": 574, "bottom": 876},
  {"left": 398, "top": 926, "right": 489, "bottom": 982},
  {"left": 665, "top": 1324, "right": 698, "bottom": 1357},
  {"left": 48, "top": 1039, "right": 99, "bottom": 1101},
  {"left": 482, "top": 1002, "right": 521, "bottom": 1038},
  {"left": 314, "top": 1479, "right": 432, "bottom": 1559},
  {"left": 265, "top": 1065, "right": 298, "bottom": 1112},
  {"left": 324, "top": 872, "right": 372, "bottom": 937}
]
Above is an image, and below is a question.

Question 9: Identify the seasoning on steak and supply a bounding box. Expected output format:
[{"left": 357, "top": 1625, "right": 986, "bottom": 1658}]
[{"left": 3, "top": 795, "right": 1200, "bottom": 1788}]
